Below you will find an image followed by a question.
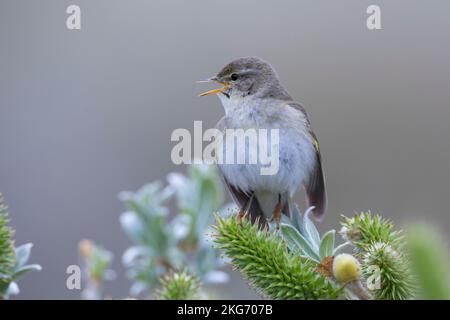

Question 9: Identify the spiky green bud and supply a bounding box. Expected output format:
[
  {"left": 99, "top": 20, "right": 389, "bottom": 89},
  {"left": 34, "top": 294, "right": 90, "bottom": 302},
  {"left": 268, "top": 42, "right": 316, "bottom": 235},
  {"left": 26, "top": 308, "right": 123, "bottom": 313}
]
[
  {"left": 340, "top": 211, "right": 403, "bottom": 251},
  {"left": 156, "top": 270, "right": 201, "bottom": 300},
  {"left": 363, "top": 242, "right": 414, "bottom": 300},
  {"left": 341, "top": 212, "right": 414, "bottom": 300},
  {"left": 213, "top": 215, "right": 342, "bottom": 300}
]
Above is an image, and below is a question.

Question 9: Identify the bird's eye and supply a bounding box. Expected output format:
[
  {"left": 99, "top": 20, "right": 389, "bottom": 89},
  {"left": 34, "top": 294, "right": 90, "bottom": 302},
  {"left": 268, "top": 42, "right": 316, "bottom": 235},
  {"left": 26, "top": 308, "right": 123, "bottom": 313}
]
[{"left": 230, "top": 73, "right": 239, "bottom": 81}]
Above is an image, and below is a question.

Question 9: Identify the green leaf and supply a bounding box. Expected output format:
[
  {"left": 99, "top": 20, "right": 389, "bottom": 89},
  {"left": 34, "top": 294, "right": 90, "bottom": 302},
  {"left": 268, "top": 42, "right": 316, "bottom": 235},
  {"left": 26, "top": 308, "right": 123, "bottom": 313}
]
[
  {"left": 280, "top": 223, "right": 320, "bottom": 262},
  {"left": 319, "top": 230, "right": 335, "bottom": 259}
]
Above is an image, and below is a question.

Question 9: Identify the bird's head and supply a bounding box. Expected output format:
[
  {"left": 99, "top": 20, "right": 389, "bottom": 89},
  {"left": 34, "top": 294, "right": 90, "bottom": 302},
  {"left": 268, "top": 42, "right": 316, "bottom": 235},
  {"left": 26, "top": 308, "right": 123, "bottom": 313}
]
[{"left": 198, "top": 57, "right": 290, "bottom": 101}]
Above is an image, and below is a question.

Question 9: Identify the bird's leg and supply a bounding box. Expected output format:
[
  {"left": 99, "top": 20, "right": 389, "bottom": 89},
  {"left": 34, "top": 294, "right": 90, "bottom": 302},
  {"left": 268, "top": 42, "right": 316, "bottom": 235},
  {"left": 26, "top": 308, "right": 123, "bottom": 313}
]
[
  {"left": 273, "top": 194, "right": 282, "bottom": 230},
  {"left": 238, "top": 207, "right": 245, "bottom": 224},
  {"left": 238, "top": 193, "right": 255, "bottom": 224}
]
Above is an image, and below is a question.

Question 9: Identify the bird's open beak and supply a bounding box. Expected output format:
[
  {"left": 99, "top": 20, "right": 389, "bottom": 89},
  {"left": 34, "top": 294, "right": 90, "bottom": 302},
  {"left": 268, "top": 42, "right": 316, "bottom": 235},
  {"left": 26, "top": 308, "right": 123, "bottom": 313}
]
[{"left": 197, "top": 77, "right": 229, "bottom": 97}]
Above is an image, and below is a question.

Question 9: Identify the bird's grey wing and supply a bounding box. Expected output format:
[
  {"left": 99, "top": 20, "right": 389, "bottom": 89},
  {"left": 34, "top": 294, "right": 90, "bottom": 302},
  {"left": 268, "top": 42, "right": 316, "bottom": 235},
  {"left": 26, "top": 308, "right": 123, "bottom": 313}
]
[
  {"left": 285, "top": 101, "right": 310, "bottom": 123},
  {"left": 215, "top": 117, "right": 266, "bottom": 224},
  {"left": 287, "top": 102, "right": 327, "bottom": 220}
]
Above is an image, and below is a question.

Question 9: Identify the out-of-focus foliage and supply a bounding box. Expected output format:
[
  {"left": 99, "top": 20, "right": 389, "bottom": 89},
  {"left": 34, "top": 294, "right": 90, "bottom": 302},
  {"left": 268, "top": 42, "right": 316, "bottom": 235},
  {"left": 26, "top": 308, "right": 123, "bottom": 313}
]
[
  {"left": 78, "top": 239, "right": 115, "bottom": 300},
  {"left": 406, "top": 224, "right": 450, "bottom": 299},
  {"left": 0, "top": 193, "right": 41, "bottom": 299},
  {"left": 67, "top": 164, "right": 450, "bottom": 301},
  {"left": 119, "top": 164, "right": 228, "bottom": 297},
  {"left": 156, "top": 269, "right": 201, "bottom": 300}
]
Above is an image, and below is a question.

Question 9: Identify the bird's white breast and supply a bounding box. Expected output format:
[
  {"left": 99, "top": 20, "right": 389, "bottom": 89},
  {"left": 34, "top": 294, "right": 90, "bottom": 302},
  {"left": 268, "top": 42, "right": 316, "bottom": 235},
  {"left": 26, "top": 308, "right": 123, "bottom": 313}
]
[{"left": 216, "top": 95, "right": 316, "bottom": 196}]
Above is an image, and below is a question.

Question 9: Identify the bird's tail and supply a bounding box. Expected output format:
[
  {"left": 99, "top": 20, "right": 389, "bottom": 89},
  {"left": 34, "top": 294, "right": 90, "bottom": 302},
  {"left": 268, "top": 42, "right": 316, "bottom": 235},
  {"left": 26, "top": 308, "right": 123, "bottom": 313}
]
[
  {"left": 246, "top": 195, "right": 267, "bottom": 227},
  {"left": 306, "top": 155, "right": 327, "bottom": 221}
]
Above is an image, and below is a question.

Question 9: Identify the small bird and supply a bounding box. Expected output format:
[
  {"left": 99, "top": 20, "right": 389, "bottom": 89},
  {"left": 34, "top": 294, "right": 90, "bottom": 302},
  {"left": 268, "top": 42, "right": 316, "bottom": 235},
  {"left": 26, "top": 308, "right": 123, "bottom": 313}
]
[{"left": 199, "top": 57, "right": 326, "bottom": 226}]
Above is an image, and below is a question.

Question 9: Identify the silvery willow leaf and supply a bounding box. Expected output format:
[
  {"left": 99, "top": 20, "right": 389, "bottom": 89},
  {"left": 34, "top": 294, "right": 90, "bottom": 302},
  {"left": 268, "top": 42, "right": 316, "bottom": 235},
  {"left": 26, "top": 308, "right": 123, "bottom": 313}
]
[
  {"left": 333, "top": 241, "right": 353, "bottom": 256},
  {"left": 319, "top": 230, "right": 335, "bottom": 260},
  {"left": 280, "top": 223, "right": 320, "bottom": 262},
  {"left": 6, "top": 281, "right": 19, "bottom": 297},
  {"left": 303, "top": 206, "right": 321, "bottom": 250},
  {"left": 13, "top": 264, "right": 42, "bottom": 280},
  {"left": 291, "top": 204, "right": 303, "bottom": 233},
  {"left": 14, "top": 243, "right": 33, "bottom": 268}
]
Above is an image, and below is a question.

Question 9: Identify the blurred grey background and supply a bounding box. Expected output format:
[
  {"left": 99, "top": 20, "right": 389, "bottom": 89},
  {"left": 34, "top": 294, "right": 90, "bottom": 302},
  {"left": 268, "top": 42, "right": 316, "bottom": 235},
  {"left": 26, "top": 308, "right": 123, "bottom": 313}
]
[{"left": 1, "top": 0, "right": 449, "bottom": 299}]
